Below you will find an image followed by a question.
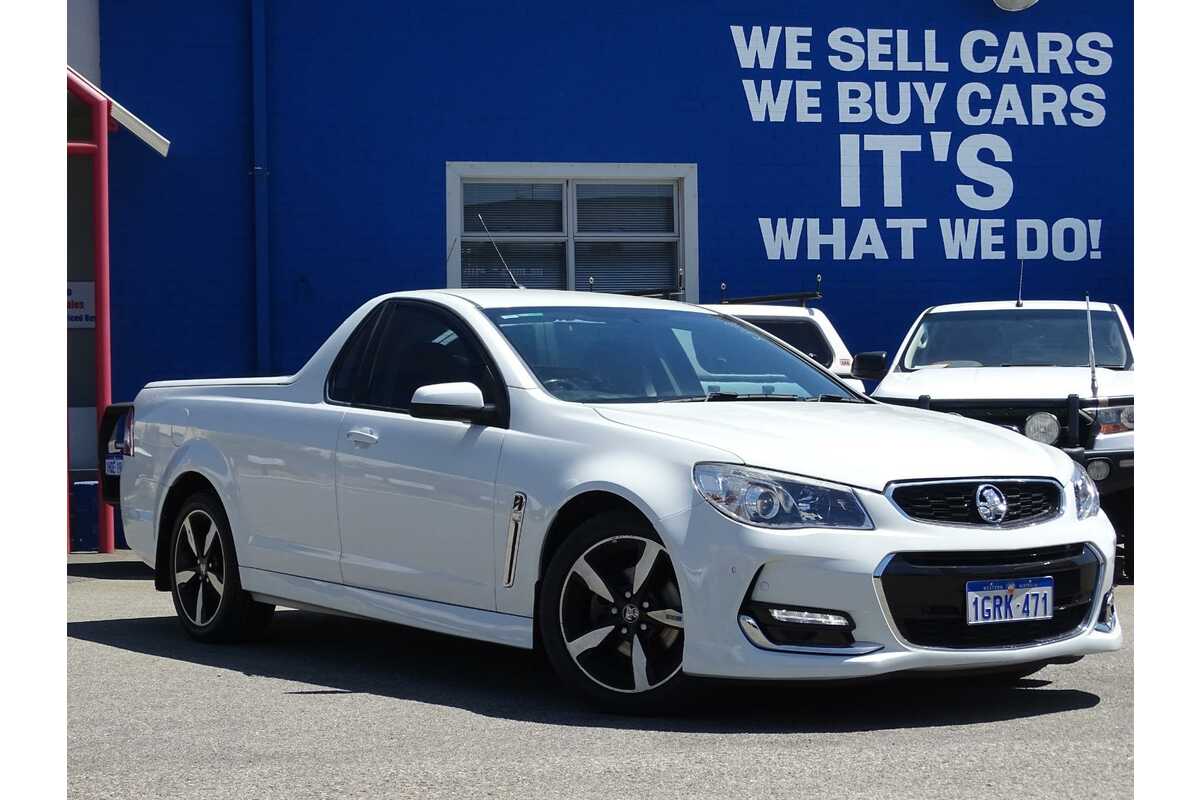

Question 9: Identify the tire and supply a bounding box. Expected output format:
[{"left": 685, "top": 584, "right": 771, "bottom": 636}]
[
  {"left": 1103, "top": 489, "right": 1134, "bottom": 584},
  {"left": 539, "top": 510, "right": 690, "bottom": 714},
  {"left": 168, "top": 492, "right": 274, "bottom": 642},
  {"left": 1121, "top": 533, "right": 1134, "bottom": 583}
]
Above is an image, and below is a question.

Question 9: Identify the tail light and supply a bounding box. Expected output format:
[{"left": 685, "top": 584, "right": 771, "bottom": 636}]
[{"left": 122, "top": 407, "right": 135, "bottom": 456}]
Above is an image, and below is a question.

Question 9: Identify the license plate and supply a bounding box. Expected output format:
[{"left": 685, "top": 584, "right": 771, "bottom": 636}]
[
  {"left": 966, "top": 577, "right": 1054, "bottom": 625},
  {"left": 104, "top": 455, "right": 123, "bottom": 476}
]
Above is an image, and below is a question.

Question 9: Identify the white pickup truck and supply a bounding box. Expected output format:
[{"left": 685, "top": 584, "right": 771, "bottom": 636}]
[
  {"left": 100, "top": 290, "right": 1121, "bottom": 711},
  {"left": 863, "top": 300, "right": 1134, "bottom": 578}
]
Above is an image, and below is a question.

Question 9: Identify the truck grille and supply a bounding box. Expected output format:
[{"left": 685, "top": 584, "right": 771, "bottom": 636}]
[
  {"left": 922, "top": 402, "right": 1099, "bottom": 448},
  {"left": 877, "top": 544, "right": 1100, "bottom": 648},
  {"left": 889, "top": 480, "right": 1060, "bottom": 526}
]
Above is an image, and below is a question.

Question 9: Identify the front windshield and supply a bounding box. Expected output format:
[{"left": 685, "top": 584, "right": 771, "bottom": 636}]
[
  {"left": 484, "top": 306, "right": 859, "bottom": 403},
  {"left": 901, "top": 309, "right": 1132, "bottom": 370}
]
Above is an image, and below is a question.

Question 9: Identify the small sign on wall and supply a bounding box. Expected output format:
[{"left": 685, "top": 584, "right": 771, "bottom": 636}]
[{"left": 68, "top": 281, "right": 95, "bottom": 328}]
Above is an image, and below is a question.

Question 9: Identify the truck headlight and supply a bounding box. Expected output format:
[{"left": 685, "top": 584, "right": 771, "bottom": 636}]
[
  {"left": 1072, "top": 462, "right": 1101, "bottom": 519},
  {"left": 693, "top": 463, "right": 873, "bottom": 530},
  {"left": 1095, "top": 404, "right": 1134, "bottom": 434},
  {"left": 1024, "top": 411, "right": 1061, "bottom": 444}
]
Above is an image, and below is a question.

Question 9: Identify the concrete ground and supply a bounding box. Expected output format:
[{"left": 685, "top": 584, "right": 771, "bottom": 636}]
[{"left": 68, "top": 552, "right": 1132, "bottom": 799}]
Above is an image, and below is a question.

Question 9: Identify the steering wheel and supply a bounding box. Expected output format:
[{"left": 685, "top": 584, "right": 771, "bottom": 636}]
[{"left": 542, "top": 377, "right": 584, "bottom": 394}]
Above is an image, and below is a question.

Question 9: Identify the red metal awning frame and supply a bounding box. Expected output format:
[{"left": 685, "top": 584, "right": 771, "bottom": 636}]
[{"left": 68, "top": 69, "right": 115, "bottom": 553}]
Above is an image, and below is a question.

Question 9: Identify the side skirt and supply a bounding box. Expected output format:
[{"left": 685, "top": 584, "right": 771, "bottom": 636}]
[{"left": 241, "top": 567, "right": 534, "bottom": 649}]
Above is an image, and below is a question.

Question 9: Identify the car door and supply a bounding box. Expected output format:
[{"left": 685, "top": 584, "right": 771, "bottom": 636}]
[
  {"left": 333, "top": 300, "right": 507, "bottom": 610},
  {"left": 229, "top": 308, "right": 389, "bottom": 583}
]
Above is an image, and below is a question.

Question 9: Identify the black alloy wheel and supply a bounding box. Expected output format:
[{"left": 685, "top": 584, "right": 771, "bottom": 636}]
[
  {"left": 168, "top": 493, "right": 274, "bottom": 642},
  {"left": 540, "top": 511, "right": 688, "bottom": 712},
  {"left": 173, "top": 507, "right": 227, "bottom": 627}
]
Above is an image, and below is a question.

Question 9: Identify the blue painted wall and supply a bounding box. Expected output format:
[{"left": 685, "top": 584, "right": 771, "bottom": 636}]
[{"left": 101, "top": 0, "right": 1132, "bottom": 398}]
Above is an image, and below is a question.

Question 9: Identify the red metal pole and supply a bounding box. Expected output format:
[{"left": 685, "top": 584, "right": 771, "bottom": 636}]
[
  {"left": 66, "top": 141, "right": 95, "bottom": 552},
  {"left": 68, "top": 72, "right": 114, "bottom": 553},
  {"left": 92, "top": 94, "right": 114, "bottom": 553}
]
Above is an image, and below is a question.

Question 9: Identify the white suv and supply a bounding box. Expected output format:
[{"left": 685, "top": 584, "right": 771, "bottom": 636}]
[
  {"left": 107, "top": 290, "right": 1122, "bottom": 712},
  {"left": 704, "top": 300, "right": 864, "bottom": 392}
]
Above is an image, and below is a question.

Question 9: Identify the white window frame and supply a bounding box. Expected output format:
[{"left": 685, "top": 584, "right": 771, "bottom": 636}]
[{"left": 445, "top": 162, "right": 699, "bottom": 302}]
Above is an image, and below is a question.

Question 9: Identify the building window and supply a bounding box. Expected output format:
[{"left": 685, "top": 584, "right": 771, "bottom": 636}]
[{"left": 446, "top": 163, "right": 699, "bottom": 301}]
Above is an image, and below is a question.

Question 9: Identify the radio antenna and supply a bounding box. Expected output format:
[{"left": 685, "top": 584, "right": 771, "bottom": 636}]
[
  {"left": 1085, "top": 293, "right": 1098, "bottom": 397},
  {"left": 1016, "top": 260, "right": 1025, "bottom": 307},
  {"left": 477, "top": 213, "right": 523, "bottom": 289}
]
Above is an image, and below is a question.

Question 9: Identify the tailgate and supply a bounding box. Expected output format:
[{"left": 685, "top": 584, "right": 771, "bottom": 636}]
[{"left": 97, "top": 403, "right": 133, "bottom": 505}]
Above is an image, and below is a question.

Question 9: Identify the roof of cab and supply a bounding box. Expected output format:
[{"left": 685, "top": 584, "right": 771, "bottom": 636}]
[
  {"left": 387, "top": 288, "right": 714, "bottom": 312},
  {"left": 702, "top": 303, "right": 830, "bottom": 321},
  {"left": 927, "top": 299, "right": 1120, "bottom": 314}
]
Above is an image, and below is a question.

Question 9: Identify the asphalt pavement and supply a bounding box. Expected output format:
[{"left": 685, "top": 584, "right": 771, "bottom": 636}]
[{"left": 68, "top": 552, "right": 1133, "bottom": 799}]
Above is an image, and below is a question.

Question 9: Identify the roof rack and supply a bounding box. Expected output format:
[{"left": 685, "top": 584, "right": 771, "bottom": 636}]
[
  {"left": 587, "top": 268, "right": 686, "bottom": 301},
  {"left": 620, "top": 288, "right": 685, "bottom": 299},
  {"left": 719, "top": 274, "right": 823, "bottom": 306}
]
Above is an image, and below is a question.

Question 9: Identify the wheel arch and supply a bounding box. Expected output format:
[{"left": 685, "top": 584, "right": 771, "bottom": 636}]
[
  {"left": 538, "top": 489, "right": 658, "bottom": 581},
  {"left": 155, "top": 472, "right": 222, "bottom": 589},
  {"left": 531, "top": 488, "right": 663, "bottom": 644},
  {"left": 152, "top": 441, "right": 239, "bottom": 591}
]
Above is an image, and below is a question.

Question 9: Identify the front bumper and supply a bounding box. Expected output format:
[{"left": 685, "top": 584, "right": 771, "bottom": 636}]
[{"left": 662, "top": 492, "right": 1122, "bottom": 681}]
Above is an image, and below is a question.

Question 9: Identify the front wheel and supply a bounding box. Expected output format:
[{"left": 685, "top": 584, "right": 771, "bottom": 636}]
[
  {"left": 539, "top": 511, "right": 689, "bottom": 713},
  {"left": 169, "top": 493, "right": 274, "bottom": 642}
]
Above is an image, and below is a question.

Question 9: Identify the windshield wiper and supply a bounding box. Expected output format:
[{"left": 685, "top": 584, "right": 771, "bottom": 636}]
[
  {"left": 665, "top": 392, "right": 804, "bottom": 403},
  {"left": 800, "top": 394, "right": 864, "bottom": 403},
  {"left": 664, "top": 392, "right": 736, "bottom": 402}
]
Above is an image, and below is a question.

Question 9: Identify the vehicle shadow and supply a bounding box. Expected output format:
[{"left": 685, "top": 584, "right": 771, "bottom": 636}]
[
  {"left": 68, "top": 608, "right": 1101, "bottom": 733},
  {"left": 67, "top": 559, "right": 155, "bottom": 581}
]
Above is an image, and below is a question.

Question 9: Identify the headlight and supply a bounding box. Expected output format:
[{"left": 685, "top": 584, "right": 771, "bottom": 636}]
[
  {"left": 1072, "top": 462, "right": 1101, "bottom": 519},
  {"left": 1024, "top": 411, "right": 1061, "bottom": 444},
  {"left": 693, "top": 463, "right": 873, "bottom": 530},
  {"left": 1095, "top": 404, "right": 1134, "bottom": 434}
]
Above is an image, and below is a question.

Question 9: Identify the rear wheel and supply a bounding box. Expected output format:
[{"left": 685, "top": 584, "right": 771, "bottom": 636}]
[
  {"left": 539, "top": 511, "right": 689, "bottom": 713},
  {"left": 169, "top": 493, "right": 274, "bottom": 642}
]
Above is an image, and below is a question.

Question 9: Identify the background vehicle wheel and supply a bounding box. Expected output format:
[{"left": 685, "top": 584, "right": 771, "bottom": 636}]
[
  {"left": 1103, "top": 488, "right": 1134, "bottom": 583},
  {"left": 169, "top": 492, "right": 274, "bottom": 642},
  {"left": 1120, "top": 533, "right": 1134, "bottom": 583},
  {"left": 539, "top": 510, "right": 690, "bottom": 713}
]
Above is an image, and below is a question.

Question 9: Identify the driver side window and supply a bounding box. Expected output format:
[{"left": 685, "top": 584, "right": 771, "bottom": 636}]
[{"left": 358, "top": 303, "right": 497, "bottom": 412}]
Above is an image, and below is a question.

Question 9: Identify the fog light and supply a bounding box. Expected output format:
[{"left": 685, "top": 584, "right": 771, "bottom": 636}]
[
  {"left": 1024, "top": 411, "right": 1061, "bottom": 444},
  {"left": 768, "top": 608, "right": 851, "bottom": 627},
  {"left": 1087, "top": 459, "right": 1112, "bottom": 482}
]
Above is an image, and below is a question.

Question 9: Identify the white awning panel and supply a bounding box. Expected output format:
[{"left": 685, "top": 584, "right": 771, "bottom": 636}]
[{"left": 68, "top": 65, "right": 170, "bottom": 157}]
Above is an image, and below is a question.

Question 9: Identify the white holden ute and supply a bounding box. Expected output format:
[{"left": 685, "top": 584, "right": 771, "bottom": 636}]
[
  {"left": 865, "top": 300, "right": 1134, "bottom": 577},
  {"left": 101, "top": 290, "right": 1122, "bottom": 712}
]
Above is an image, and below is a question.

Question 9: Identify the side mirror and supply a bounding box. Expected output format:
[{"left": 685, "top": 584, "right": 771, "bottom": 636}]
[
  {"left": 851, "top": 351, "right": 889, "bottom": 382},
  {"left": 410, "top": 382, "right": 492, "bottom": 423}
]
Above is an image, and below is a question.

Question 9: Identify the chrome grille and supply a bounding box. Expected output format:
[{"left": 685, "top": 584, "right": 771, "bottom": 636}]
[{"left": 888, "top": 479, "right": 1061, "bottom": 526}]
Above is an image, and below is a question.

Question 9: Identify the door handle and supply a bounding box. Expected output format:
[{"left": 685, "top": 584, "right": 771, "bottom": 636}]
[{"left": 346, "top": 426, "right": 379, "bottom": 446}]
